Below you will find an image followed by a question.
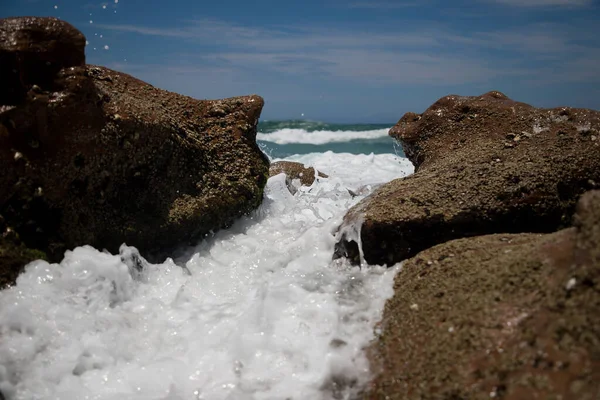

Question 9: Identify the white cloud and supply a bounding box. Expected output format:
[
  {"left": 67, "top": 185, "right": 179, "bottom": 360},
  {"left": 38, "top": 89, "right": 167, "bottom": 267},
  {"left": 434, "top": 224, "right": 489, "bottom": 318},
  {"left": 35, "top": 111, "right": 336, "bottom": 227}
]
[
  {"left": 98, "top": 20, "right": 439, "bottom": 49},
  {"left": 96, "top": 18, "right": 599, "bottom": 87},
  {"left": 486, "top": 0, "right": 592, "bottom": 7},
  {"left": 348, "top": 1, "right": 421, "bottom": 8}
]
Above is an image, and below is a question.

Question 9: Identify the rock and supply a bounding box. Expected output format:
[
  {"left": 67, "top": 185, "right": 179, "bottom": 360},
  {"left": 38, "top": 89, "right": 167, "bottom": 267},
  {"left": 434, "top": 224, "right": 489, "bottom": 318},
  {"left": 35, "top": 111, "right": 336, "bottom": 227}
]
[
  {"left": 0, "top": 17, "right": 86, "bottom": 105},
  {"left": 0, "top": 236, "right": 47, "bottom": 289},
  {"left": 0, "top": 17, "right": 269, "bottom": 285},
  {"left": 574, "top": 190, "right": 600, "bottom": 266},
  {"left": 347, "top": 184, "right": 381, "bottom": 198},
  {"left": 269, "top": 161, "right": 327, "bottom": 194},
  {"left": 364, "top": 191, "right": 600, "bottom": 399},
  {"left": 335, "top": 91, "right": 600, "bottom": 266}
]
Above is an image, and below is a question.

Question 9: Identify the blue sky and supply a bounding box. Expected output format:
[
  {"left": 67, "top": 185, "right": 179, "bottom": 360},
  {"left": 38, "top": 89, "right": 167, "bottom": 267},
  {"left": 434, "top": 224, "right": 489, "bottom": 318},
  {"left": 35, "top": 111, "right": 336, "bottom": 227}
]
[{"left": 2, "top": 0, "right": 599, "bottom": 122}]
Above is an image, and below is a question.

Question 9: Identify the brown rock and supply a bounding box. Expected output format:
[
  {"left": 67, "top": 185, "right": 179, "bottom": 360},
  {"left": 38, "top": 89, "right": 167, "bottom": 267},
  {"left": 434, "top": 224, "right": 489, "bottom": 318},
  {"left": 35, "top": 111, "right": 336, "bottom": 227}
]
[
  {"left": 0, "top": 18, "right": 269, "bottom": 285},
  {"left": 335, "top": 91, "right": 600, "bottom": 266},
  {"left": 0, "top": 17, "right": 86, "bottom": 105},
  {"left": 269, "top": 160, "right": 328, "bottom": 194},
  {"left": 364, "top": 190, "right": 600, "bottom": 399}
]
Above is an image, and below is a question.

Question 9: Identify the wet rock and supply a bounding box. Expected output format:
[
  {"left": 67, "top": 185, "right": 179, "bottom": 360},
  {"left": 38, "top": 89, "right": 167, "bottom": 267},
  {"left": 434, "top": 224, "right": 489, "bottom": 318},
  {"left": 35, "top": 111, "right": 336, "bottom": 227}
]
[
  {"left": 0, "top": 235, "right": 47, "bottom": 289},
  {"left": 336, "top": 91, "right": 600, "bottom": 266},
  {"left": 332, "top": 237, "right": 361, "bottom": 266},
  {"left": 269, "top": 160, "right": 327, "bottom": 194},
  {"left": 364, "top": 191, "right": 600, "bottom": 399},
  {"left": 0, "top": 17, "right": 269, "bottom": 285},
  {"left": 119, "top": 244, "right": 148, "bottom": 281},
  {"left": 347, "top": 184, "right": 380, "bottom": 198},
  {"left": 0, "top": 17, "right": 85, "bottom": 105}
]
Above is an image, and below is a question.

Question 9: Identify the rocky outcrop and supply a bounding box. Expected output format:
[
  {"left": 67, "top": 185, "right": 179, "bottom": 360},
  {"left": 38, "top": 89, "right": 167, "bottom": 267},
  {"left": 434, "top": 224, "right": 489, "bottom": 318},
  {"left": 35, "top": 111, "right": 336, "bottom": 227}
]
[
  {"left": 0, "top": 17, "right": 86, "bottom": 105},
  {"left": 364, "top": 190, "right": 600, "bottom": 399},
  {"left": 0, "top": 17, "right": 269, "bottom": 286},
  {"left": 335, "top": 91, "right": 600, "bottom": 266},
  {"left": 269, "top": 161, "right": 328, "bottom": 194}
]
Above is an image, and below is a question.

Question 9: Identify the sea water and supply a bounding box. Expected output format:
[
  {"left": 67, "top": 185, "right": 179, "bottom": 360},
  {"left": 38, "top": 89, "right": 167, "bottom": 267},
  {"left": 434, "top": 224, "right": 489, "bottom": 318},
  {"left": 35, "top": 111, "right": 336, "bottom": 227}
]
[
  {"left": 256, "top": 121, "right": 401, "bottom": 159},
  {"left": 0, "top": 122, "right": 413, "bottom": 400}
]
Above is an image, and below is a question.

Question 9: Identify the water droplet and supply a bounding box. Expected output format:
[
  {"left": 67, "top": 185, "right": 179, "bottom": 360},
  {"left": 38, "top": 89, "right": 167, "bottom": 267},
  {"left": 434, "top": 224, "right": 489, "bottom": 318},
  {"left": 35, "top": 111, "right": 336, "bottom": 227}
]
[
  {"left": 90, "top": 20, "right": 93, "bottom": 24},
  {"left": 233, "top": 360, "right": 243, "bottom": 376},
  {"left": 102, "top": 4, "right": 107, "bottom": 9},
  {"left": 104, "top": 45, "right": 109, "bottom": 50},
  {"left": 54, "top": 5, "right": 58, "bottom": 9}
]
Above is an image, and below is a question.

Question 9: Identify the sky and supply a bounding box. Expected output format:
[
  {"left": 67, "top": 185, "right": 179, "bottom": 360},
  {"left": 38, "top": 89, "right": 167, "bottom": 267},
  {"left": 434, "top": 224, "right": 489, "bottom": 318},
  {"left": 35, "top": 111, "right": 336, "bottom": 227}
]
[{"left": 1, "top": 0, "right": 599, "bottom": 123}]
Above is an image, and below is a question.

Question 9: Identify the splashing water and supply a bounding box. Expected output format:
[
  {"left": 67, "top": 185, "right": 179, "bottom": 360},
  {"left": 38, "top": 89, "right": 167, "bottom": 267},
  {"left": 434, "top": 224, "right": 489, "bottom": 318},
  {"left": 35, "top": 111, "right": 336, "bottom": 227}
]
[
  {"left": 0, "top": 152, "right": 413, "bottom": 400},
  {"left": 257, "top": 128, "right": 390, "bottom": 145}
]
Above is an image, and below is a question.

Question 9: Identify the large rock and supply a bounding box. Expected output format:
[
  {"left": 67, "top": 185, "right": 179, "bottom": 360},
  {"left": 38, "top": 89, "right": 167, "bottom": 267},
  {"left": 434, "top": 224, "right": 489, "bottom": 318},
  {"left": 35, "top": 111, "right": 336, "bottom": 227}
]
[
  {"left": 335, "top": 91, "right": 600, "bottom": 266},
  {"left": 364, "top": 190, "right": 600, "bottom": 399},
  {"left": 0, "top": 17, "right": 86, "bottom": 105},
  {"left": 0, "top": 17, "right": 269, "bottom": 286}
]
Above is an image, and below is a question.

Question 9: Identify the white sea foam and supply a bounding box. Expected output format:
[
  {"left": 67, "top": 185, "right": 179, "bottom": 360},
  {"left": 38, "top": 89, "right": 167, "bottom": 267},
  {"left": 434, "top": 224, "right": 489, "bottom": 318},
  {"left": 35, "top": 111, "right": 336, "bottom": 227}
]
[
  {"left": 0, "top": 152, "right": 413, "bottom": 400},
  {"left": 284, "top": 152, "right": 412, "bottom": 189},
  {"left": 257, "top": 128, "right": 390, "bottom": 145}
]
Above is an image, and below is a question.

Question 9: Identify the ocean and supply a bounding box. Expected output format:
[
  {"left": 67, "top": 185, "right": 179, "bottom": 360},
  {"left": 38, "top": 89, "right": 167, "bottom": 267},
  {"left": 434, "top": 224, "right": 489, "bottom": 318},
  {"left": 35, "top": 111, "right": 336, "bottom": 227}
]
[
  {"left": 0, "top": 121, "right": 414, "bottom": 400},
  {"left": 257, "top": 120, "right": 405, "bottom": 159}
]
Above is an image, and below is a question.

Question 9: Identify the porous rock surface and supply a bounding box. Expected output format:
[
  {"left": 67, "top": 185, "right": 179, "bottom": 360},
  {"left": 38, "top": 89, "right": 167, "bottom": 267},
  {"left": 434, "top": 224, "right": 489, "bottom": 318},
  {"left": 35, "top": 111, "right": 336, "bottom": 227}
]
[
  {"left": 0, "top": 17, "right": 269, "bottom": 286},
  {"left": 269, "top": 161, "right": 328, "bottom": 194},
  {"left": 335, "top": 91, "right": 600, "bottom": 266},
  {"left": 0, "top": 16, "right": 86, "bottom": 105},
  {"left": 364, "top": 190, "right": 600, "bottom": 399}
]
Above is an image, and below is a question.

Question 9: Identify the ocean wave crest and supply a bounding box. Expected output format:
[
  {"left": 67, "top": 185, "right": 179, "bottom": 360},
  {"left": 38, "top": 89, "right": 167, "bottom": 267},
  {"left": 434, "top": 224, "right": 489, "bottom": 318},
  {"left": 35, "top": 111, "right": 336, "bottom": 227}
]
[{"left": 257, "top": 128, "right": 391, "bottom": 145}]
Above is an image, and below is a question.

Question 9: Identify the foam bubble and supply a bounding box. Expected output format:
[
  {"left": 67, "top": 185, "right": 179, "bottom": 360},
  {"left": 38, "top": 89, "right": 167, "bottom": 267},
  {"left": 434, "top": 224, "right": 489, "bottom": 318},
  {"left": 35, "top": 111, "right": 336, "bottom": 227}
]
[
  {"left": 285, "top": 151, "right": 413, "bottom": 188},
  {"left": 0, "top": 152, "right": 413, "bottom": 399}
]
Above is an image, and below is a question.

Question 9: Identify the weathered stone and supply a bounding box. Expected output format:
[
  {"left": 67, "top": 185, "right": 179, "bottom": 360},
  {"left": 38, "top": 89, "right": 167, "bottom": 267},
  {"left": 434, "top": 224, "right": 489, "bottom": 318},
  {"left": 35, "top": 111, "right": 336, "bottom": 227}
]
[
  {"left": 0, "top": 17, "right": 85, "bottom": 105},
  {"left": 269, "top": 160, "right": 328, "bottom": 194},
  {"left": 335, "top": 91, "right": 600, "bottom": 266},
  {"left": 0, "top": 18, "right": 269, "bottom": 285},
  {"left": 364, "top": 190, "right": 600, "bottom": 399}
]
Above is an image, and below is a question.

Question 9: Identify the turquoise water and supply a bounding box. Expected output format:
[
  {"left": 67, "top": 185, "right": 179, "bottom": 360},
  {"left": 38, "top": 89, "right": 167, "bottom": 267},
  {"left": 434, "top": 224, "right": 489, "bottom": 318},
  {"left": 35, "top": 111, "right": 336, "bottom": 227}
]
[
  {"left": 257, "top": 120, "right": 405, "bottom": 159},
  {"left": 258, "top": 120, "right": 393, "bottom": 133}
]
